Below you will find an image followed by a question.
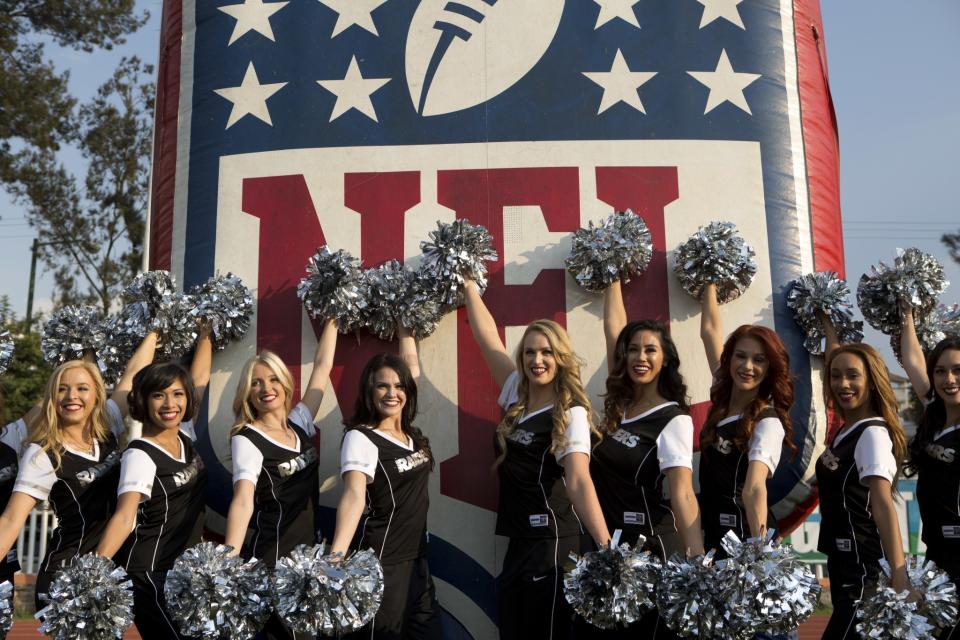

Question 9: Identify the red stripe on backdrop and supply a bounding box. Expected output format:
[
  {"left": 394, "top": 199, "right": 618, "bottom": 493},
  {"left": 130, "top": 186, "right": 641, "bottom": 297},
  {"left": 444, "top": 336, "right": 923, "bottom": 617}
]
[
  {"left": 148, "top": 0, "right": 183, "bottom": 271},
  {"left": 794, "top": 0, "right": 844, "bottom": 276}
]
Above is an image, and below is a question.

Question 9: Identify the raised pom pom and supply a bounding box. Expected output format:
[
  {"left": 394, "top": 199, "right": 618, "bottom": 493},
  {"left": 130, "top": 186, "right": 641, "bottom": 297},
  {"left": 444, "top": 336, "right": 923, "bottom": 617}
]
[
  {"left": 673, "top": 221, "right": 757, "bottom": 304},
  {"left": 297, "top": 247, "right": 368, "bottom": 333},
  {"left": 40, "top": 306, "right": 109, "bottom": 366},
  {"left": 565, "top": 210, "right": 653, "bottom": 292},
  {"left": 418, "top": 219, "right": 497, "bottom": 310},
  {"left": 786, "top": 272, "right": 863, "bottom": 355},
  {"left": 189, "top": 273, "right": 253, "bottom": 350},
  {"left": 857, "top": 248, "right": 948, "bottom": 335}
]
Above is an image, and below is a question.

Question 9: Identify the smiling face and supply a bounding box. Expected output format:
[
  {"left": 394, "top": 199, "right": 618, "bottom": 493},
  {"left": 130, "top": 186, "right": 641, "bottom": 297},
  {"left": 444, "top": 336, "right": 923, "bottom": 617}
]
[
  {"left": 522, "top": 330, "right": 558, "bottom": 388},
  {"left": 933, "top": 348, "right": 960, "bottom": 413},
  {"left": 147, "top": 379, "right": 188, "bottom": 431},
  {"left": 371, "top": 367, "right": 406, "bottom": 419},
  {"left": 56, "top": 367, "right": 98, "bottom": 428},
  {"left": 830, "top": 351, "right": 872, "bottom": 417},
  {"left": 248, "top": 362, "right": 288, "bottom": 416},
  {"left": 626, "top": 329, "right": 664, "bottom": 388},
  {"left": 729, "top": 336, "right": 768, "bottom": 395}
]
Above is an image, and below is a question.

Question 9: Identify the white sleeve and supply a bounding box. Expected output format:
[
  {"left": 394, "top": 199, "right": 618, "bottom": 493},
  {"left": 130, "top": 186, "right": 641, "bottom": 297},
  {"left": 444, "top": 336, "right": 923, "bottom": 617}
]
[
  {"left": 12, "top": 444, "right": 56, "bottom": 501},
  {"left": 748, "top": 417, "right": 785, "bottom": 477},
  {"left": 656, "top": 415, "right": 694, "bottom": 471},
  {"left": 179, "top": 420, "right": 196, "bottom": 441},
  {"left": 1, "top": 419, "right": 27, "bottom": 453},
  {"left": 855, "top": 426, "right": 898, "bottom": 484},
  {"left": 340, "top": 431, "right": 378, "bottom": 483},
  {"left": 117, "top": 448, "right": 157, "bottom": 500},
  {"left": 231, "top": 435, "right": 265, "bottom": 485},
  {"left": 287, "top": 403, "right": 317, "bottom": 437},
  {"left": 554, "top": 406, "right": 592, "bottom": 462},
  {"left": 105, "top": 399, "right": 126, "bottom": 438},
  {"left": 497, "top": 371, "right": 520, "bottom": 411}
]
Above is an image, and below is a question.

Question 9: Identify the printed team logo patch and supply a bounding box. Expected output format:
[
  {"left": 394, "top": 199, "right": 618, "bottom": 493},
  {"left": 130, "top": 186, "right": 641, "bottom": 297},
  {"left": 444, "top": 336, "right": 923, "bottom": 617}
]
[
  {"left": 506, "top": 429, "right": 534, "bottom": 446},
  {"left": 529, "top": 514, "right": 549, "bottom": 528},
  {"left": 0, "top": 464, "right": 17, "bottom": 483},
  {"left": 623, "top": 511, "right": 646, "bottom": 526},
  {"left": 611, "top": 429, "right": 640, "bottom": 449},
  {"left": 278, "top": 447, "right": 318, "bottom": 478},
  {"left": 819, "top": 449, "right": 840, "bottom": 471},
  {"left": 714, "top": 436, "right": 734, "bottom": 455},
  {"left": 395, "top": 449, "right": 431, "bottom": 473},
  {"left": 925, "top": 444, "right": 956, "bottom": 463},
  {"left": 942, "top": 526, "right": 960, "bottom": 539},
  {"left": 75, "top": 450, "right": 119, "bottom": 487},
  {"left": 173, "top": 456, "right": 204, "bottom": 488},
  {"left": 719, "top": 513, "right": 738, "bottom": 527},
  {"left": 836, "top": 538, "right": 852, "bottom": 552}
]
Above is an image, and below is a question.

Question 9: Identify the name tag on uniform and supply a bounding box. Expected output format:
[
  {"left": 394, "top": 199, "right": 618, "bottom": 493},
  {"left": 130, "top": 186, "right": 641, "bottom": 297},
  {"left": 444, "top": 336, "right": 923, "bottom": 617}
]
[
  {"left": 836, "top": 538, "right": 852, "bottom": 552},
  {"left": 942, "top": 526, "right": 960, "bottom": 539},
  {"left": 719, "top": 513, "right": 738, "bottom": 527},
  {"left": 529, "top": 514, "right": 549, "bottom": 528},
  {"left": 624, "top": 511, "right": 646, "bottom": 525}
]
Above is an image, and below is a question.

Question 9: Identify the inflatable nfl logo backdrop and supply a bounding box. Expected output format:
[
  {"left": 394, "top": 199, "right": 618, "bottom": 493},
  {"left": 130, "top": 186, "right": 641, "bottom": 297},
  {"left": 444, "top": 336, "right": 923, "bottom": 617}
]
[{"left": 147, "top": 0, "right": 842, "bottom": 636}]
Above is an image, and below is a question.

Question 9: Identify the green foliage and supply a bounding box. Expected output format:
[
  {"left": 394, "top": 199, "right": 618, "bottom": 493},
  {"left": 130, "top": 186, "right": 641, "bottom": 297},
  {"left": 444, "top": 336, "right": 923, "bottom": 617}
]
[{"left": 0, "top": 317, "right": 51, "bottom": 425}]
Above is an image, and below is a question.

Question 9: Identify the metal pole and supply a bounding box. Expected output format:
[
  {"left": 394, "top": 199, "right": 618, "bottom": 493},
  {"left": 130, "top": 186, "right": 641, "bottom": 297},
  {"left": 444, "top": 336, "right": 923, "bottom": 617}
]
[{"left": 25, "top": 237, "right": 39, "bottom": 332}]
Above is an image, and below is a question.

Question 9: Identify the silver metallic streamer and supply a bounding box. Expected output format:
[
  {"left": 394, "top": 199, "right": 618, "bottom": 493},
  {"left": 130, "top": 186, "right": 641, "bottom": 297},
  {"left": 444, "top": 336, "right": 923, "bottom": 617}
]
[
  {"left": 35, "top": 554, "right": 134, "bottom": 640},
  {"left": 673, "top": 222, "right": 757, "bottom": 304},
  {"left": 0, "top": 580, "right": 12, "bottom": 637},
  {"left": 397, "top": 271, "right": 444, "bottom": 339},
  {"left": 656, "top": 551, "right": 730, "bottom": 638},
  {"left": 0, "top": 330, "right": 13, "bottom": 376},
  {"left": 785, "top": 272, "right": 864, "bottom": 355},
  {"left": 418, "top": 219, "right": 498, "bottom": 310},
  {"left": 857, "top": 247, "right": 949, "bottom": 335},
  {"left": 297, "top": 246, "right": 369, "bottom": 333},
  {"left": 273, "top": 544, "right": 384, "bottom": 636},
  {"left": 362, "top": 260, "right": 413, "bottom": 340},
  {"left": 715, "top": 531, "right": 820, "bottom": 638},
  {"left": 857, "top": 557, "right": 959, "bottom": 638},
  {"left": 565, "top": 209, "right": 654, "bottom": 292},
  {"left": 40, "top": 306, "right": 108, "bottom": 366},
  {"left": 97, "top": 312, "right": 142, "bottom": 387},
  {"left": 189, "top": 273, "right": 253, "bottom": 350},
  {"left": 563, "top": 534, "right": 659, "bottom": 629},
  {"left": 938, "top": 303, "right": 960, "bottom": 337},
  {"left": 118, "top": 271, "right": 199, "bottom": 361},
  {"left": 164, "top": 542, "right": 271, "bottom": 640}
]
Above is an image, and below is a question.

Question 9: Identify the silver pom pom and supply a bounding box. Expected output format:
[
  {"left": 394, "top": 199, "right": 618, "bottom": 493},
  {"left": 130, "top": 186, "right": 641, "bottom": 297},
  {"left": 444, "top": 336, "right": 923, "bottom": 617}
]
[
  {"left": 189, "top": 273, "right": 253, "bottom": 350},
  {"left": 857, "top": 248, "right": 949, "bottom": 335},
  {"left": 563, "top": 532, "right": 659, "bottom": 629},
  {"left": 565, "top": 210, "right": 653, "bottom": 292},
  {"left": 0, "top": 330, "right": 13, "bottom": 376},
  {"left": 673, "top": 222, "right": 757, "bottom": 304},
  {"left": 418, "top": 219, "right": 498, "bottom": 310},
  {"left": 786, "top": 272, "right": 864, "bottom": 356},
  {"left": 40, "top": 306, "right": 109, "bottom": 366},
  {"left": 656, "top": 551, "right": 730, "bottom": 638},
  {"left": 0, "top": 580, "right": 13, "bottom": 636},
  {"left": 164, "top": 542, "right": 272, "bottom": 640},
  {"left": 119, "top": 271, "right": 199, "bottom": 360},
  {"left": 362, "top": 260, "right": 413, "bottom": 341},
  {"left": 857, "top": 557, "right": 960, "bottom": 638},
  {"left": 938, "top": 303, "right": 960, "bottom": 338},
  {"left": 98, "top": 312, "right": 143, "bottom": 387},
  {"left": 715, "top": 531, "right": 821, "bottom": 637},
  {"left": 297, "top": 247, "right": 368, "bottom": 333},
  {"left": 397, "top": 271, "right": 444, "bottom": 339},
  {"left": 36, "top": 554, "right": 134, "bottom": 639},
  {"left": 273, "top": 544, "right": 384, "bottom": 635}
]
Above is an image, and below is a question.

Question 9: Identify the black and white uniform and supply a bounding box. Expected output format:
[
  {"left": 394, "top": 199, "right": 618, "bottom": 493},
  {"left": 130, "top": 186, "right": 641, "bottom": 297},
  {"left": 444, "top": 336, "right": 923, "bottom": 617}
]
[
  {"left": 13, "top": 400, "right": 125, "bottom": 608},
  {"left": 116, "top": 424, "right": 206, "bottom": 640},
  {"left": 585, "top": 403, "right": 693, "bottom": 639},
  {"left": 698, "top": 409, "right": 785, "bottom": 552},
  {"left": 815, "top": 417, "right": 897, "bottom": 640},
  {"left": 914, "top": 422, "right": 960, "bottom": 640},
  {"left": 495, "top": 371, "right": 591, "bottom": 640},
  {"left": 340, "top": 425, "right": 440, "bottom": 640},
  {"left": 231, "top": 403, "right": 320, "bottom": 566},
  {"left": 0, "top": 419, "right": 28, "bottom": 584}
]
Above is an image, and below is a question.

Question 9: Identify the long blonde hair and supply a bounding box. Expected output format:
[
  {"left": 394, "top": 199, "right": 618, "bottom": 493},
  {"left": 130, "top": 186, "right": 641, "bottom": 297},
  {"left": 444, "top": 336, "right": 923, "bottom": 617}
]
[
  {"left": 28, "top": 360, "right": 110, "bottom": 471},
  {"left": 496, "top": 320, "right": 597, "bottom": 465},
  {"left": 824, "top": 343, "right": 908, "bottom": 471},
  {"left": 231, "top": 350, "right": 295, "bottom": 436}
]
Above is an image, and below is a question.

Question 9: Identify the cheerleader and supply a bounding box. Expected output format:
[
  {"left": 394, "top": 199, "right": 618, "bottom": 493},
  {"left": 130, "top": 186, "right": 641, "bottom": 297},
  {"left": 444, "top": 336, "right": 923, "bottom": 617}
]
[
  {"left": 462, "top": 279, "right": 611, "bottom": 640},
  {"left": 899, "top": 304, "right": 960, "bottom": 639},
  {"left": 0, "top": 394, "right": 40, "bottom": 586},
  {"left": 814, "top": 320, "right": 913, "bottom": 638},
  {"left": 95, "top": 327, "right": 212, "bottom": 640},
  {"left": 223, "top": 318, "right": 337, "bottom": 640},
  {"left": 697, "top": 283, "right": 796, "bottom": 552},
  {"left": 0, "top": 331, "right": 158, "bottom": 608},
  {"left": 582, "top": 281, "right": 704, "bottom": 639},
  {"left": 329, "top": 326, "right": 442, "bottom": 640}
]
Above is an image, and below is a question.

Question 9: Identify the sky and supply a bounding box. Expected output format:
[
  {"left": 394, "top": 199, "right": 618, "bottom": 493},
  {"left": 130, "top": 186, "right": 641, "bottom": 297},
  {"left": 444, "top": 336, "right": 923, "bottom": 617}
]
[{"left": 1, "top": 0, "right": 958, "bottom": 369}]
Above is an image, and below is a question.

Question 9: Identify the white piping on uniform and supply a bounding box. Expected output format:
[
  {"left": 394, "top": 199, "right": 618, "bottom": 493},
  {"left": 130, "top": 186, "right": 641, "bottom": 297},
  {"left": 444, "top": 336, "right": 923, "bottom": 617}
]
[
  {"left": 369, "top": 459, "right": 396, "bottom": 640},
  {"left": 537, "top": 447, "right": 560, "bottom": 640},
  {"left": 150, "top": 480, "right": 170, "bottom": 572},
  {"left": 146, "top": 571, "right": 180, "bottom": 636}
]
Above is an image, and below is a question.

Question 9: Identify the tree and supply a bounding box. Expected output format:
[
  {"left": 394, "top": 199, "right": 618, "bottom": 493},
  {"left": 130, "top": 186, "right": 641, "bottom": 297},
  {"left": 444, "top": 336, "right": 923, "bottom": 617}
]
[
  {"left": 7, "top": 56, "right": 155, "bottom": 313},
  {"left": 943, "top": 230, "right": 960, "bottom": 264},
  {"left": 0, "top": 312, "right": 51, "bottom": 425}
]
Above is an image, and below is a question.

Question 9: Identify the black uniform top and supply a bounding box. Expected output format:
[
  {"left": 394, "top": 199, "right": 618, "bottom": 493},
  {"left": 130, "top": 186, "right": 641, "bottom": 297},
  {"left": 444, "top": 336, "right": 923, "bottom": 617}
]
[
  {"left": 493, "top": 371, "right": 591, "bottom": 539},
  {"left": 915, "top": 423, "right": 960, "bottom": 558},
  {"left": 698, "top": 408, "right": 784, "bottom": 548},
  {"left": 116, "top": 429, "right": 207, "bottom": 572},
  {"left": 0, "top": 419, "right": 27, "bottom": 574},
  {"left": 815, "top": 417, "right": 897, "bottom": 569},
  {"left": 231, "top": 403, "right": 320, "bottom": 567},
  {"left": 590, "top": 402, "right": 693, "bottom": 546},
  {"left": 340, "top": 427, "right": 431, "bottom": 564}
]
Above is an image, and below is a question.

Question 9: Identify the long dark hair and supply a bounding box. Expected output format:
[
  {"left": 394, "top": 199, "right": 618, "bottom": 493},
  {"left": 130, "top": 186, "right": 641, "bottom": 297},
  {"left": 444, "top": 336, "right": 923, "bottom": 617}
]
[
  {"left": 344, "top": 353, "right": 433, "bottom": 469},
  {"left": 127, "top": 362, "right": 198, "bottom": 426},
  {"left": 601, "top": 320, "right": 689, "bottom": 433},
  {"left": 906, "top": 337, "right": 960, "bottom": 475},
  {"left": 701, "top": 324, "right": 796, "bottom": 455}
]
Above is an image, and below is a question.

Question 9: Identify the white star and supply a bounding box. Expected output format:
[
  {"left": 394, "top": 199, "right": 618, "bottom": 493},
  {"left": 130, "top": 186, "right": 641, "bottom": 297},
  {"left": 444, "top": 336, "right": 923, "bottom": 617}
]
[
  {"left": 687, "top": 49, "right": 760, "bottom": 115},
  {"left": 582, "top": 49, "right": 656, "bottom": 115},
  {"left": 218, "top": 0, "right": 289, "bottom": 45},
  {"left": 214, "top": 62, "right": 287, "bottom": 129},
  {"left": 592, "top": 0, "right": 641, "bottom": 29},
  {"left": 316, "top": 0, "right": 387, "bottom": 38},
  {"left": 317, "top": 56, "right": 390, "bottom": 122},
  {"left": 696, "top": 0, "right": 745, "bottom": 29}
]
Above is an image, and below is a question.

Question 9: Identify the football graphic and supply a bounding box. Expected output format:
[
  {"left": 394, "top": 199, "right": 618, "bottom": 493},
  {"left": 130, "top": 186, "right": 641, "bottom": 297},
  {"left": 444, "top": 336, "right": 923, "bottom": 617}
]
[{"left": 406, "top": 0, "right": 565, "bottom": 116}]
